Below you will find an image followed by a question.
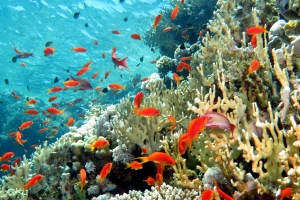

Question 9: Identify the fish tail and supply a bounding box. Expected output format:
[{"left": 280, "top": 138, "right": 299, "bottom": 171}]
[
  {"left": 21, "top": 185, "right": 28, "bottom": 190},
  {"left": 0, "top": 157, "right": 2, "bottom": 162},
  {"left": 124, "top": 162, "right": 130, "bottom": 169},
  {"left": 60, "top": 108, "right": 66, "bottom": 114},
  {"left": 133, "top": 109, "right": 140, "bottom": 116}
]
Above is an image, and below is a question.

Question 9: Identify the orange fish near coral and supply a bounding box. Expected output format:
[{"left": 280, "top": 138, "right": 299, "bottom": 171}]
[
  {"left": 248, "top": 59, "right": 260, "bottom": 75},
  {"left": 143, "top": 176, "right": 155, "bottom": 186},
  {"left": 167, "top": 115, "right": 176, "bottom": 131},
  {"left": 135, "top": 107, "right": 160, "bottom": 117},
  {"left": 48, "top": 96, "right": 58, "bottom": 102},
  {"left": 130, "top": 33, "right": 141, "bottom": 40},
  {"left": 251, "top": 35, "right": 257, "bottom": 48},
  {"left": 44, "top": 47, "right": 55, "bottom": 57},
  {"left": 173, "top": 73, "right": 182, "bottom": 85},
  {"left": 24, "top": 109, "right": 39, "bottom": 115},
  {"left": 38, "top": 128, "right": 49, "bottom": 134},
  {"left": 19, "top": 121, "right": 34, "bottom": 130},
  {"left": 171, "top": 5, "right": 179, "bottom": 20},
  {"left": 47, "top": 107, "right": 65, "bottom": 115},
  {"left": 74, "top": 169, "right": 86, "bottom": 191},
  {"left": 105, "top": 70, "right": 111, "bottom": 79},
  {"left": 25, "top": 99, "right": 36, "bottom": 106},
  {"left": 125, "top": 161, "right": 143, "bottom": 170},
  {"left": 133, "top": 92, "right": 144, "bottom": 110},
  {"left": 64, "top": 80, "right": 80, "bottom": 87},
  {"left": 136, "top": 152, "right": 175, "bottom": 165},
  {"left": 111, "top": 51, "right": 129, "bottom": 69},
  {"left": 156, "top": 173, "right": 163, "bottom": 192},
  {"left": 65, "top": 117, "right": 75, "bottom": 127},
  {"left": 176, "top": 62, "right": 192, "bottom": 72},
  {"left": 97, "top": 163, "right": 113, "bottom": 183},
  {"left": 47, "top": 86, "right": 62, "bottom": 93},
  {"left": 153, "top": 14, "right": 162, "bottom": 29},
  {"left": 15, "top": 131, "right": 24, "bottom": 146},
  {"left": 201, "top": 189, "right": 214, "bottom": 200},
  {"left": 0, "top": 164, "right": 10, "bottom": 172},
  {"left": 245, "top": 26, "right": 268, "bottom": 35},
  {"left": 0, "top": 152, "right": 15, "bottom": 162},
  {"left": 108, "top": 83, "right": 126, "bottom": 91},
  {"left": 278, "top": 187, "right": 294, "bottom": 200},
  {"left": 72, "top": 47, "right": 87, "bottom": 52},
  {"left": 213, "top": 179, "right": 234, "bottom": 200},
  {"left": 163, "top": 27, "right": 174, "bottom": 32},
  {"left": 90, "top": 139, "right": 109, "bottom": 151},
  {"left": 76, "top": 66, "right": 91, "bottom": 76}
]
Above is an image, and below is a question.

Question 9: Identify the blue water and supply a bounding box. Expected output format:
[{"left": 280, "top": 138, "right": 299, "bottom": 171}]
[{"left": 0, "top": 0, "right": 165, "bottom": 160}]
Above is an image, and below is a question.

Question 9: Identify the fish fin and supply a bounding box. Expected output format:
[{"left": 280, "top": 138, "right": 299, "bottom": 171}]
[
  {"left": 21, "top": 185, "right": 28, "bottom": 190},
  {"left": 124, "top": 162, "right": 130, "bottom": 169},
  {"left": 135, "top": 156, "right": 148, "bottom": 164}
]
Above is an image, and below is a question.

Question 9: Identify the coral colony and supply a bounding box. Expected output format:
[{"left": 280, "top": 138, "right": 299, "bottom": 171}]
[{"left": 1, "top": 0, "right": 300, "bottom": 199}]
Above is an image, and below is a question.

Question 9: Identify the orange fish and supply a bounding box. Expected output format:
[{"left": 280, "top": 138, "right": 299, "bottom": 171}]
[
  {"left": 94, "top": 40, "right": 98, "bottom": 45},
  {"left": 97, "top": 163, "right": 113, "bottom": 183},
  {"left": 8, "top": 131, "right": 17, "bottom": 138},
  {"left": 171, "top": 5, "right": 179, "bottom": 20},
  {"left": 15, "top": 131, "right": 24, "bottom": 146},
  {"left": 163, "top": 27, "right": 173, "bottom": 32},
  {"left": 153, "top": 14, "right": 162, "bottom": 29},
  {"left": 130, "top": 33, "right": 141, "bottom": 40},
  {"left": 66, "top": 102, "right": 74, "bottom": 106},
  {"left": 26, "top": 99, "right": 36, "bottom": 106},
  {"left": 151, "top": 60, "right": 157, "bottom": 64},
  {"left": 14, "top": 45, "right": 21, "bottom": 53},
  {"left": 20, "top": 62, "right": 26, "bottom": 67},
  {"left": 245, "top": 26, "right": 268, "bottom": 35},
  {"left": 248, "top": 59, "right": 260, "bottom": 75},
  {"left": 14, "top": 139, "right": 27, "bottom": 146},
  {"left": 141, "top": 78, "right": 149, "bottom": 82},
  {"left": 42, "top": 120, "right": 50, "bottom": 124},
  {"left": 213, "top": 179, "right": 234, "bottom": 200},
  {"left": 201, "top": 189, "right": 214, "bottom": 200},
  {"left": 167, "top": 115, "right": 176, "bottom": 131},
  {"left": 180, "top": 56, "right": 193, "bottom": 61},
  {"left": 47, "top": 86, "right": 62, "bottom": 93},
  {"left": 108, "top": 83, "right": 126, "bottom": 91},
  {"left": 44, "top": 47, "right": 55, "bottom": 57},
  {"left": 76, "top": 66, "right": 91, "bottom": 76},
  {"left": 156, "top": 173, "right": 163, "bottom": 192},
  {"left": 91, "top": 99, "right": 99, "bottom": 102},
  {"left": 30, "top": 144, "right": 39, "bottom": 148},
  {"left": 141, "top": 147, "right": 148, "bottom": 155},
  {"left": 251, "top": 35, "right": 257, "bottom": 48},
  {"left": 0, "top": 152, "right": 15, "bottom": 162},
  {"left": 157, "top": 163, "right": 164, "bottom": 174},
  {"left": 112, "top": 30, "right": 121, "bottom": 34},
  {"left": 176, "top": 62, "right": 192, "bottom": 72},
  {"left": 92, "top": 72, "right": 99, "bottom": 79},
  {"left": 19, "top": 121, "right": 34, "bottom": 130},
  {"left": 173, "top": 73, "right": 182, "bottom": 85},
  {"left": 102, "top": 52, "right": 106, "bottom": 58},
  {"left": 278, "top": 187, "right": 294, "bottom": 200},
  {"left": 185, "top": 116, "right": 209, "bottom": 149},
  {"left": 22, "top": 174, "right": 44, "bottom": 190},
  {"left": 74, "top": 169, "right": 86, "bottom": 191},
  {"left": 65, "top": 117, "right": 75, "bottom": 126},
  {"left": 90, "top": 139, "right": 109, "bottom": 151},
  {"left": 181, "top": 29, "right": 188, "bottom": 35},
  {"left": 24, "top": 109, "right": 39, "bottom": 115},
  {"left": 48, "top": 96, "right": 57, "bottom": 102},
  {"left": 112, "top": 46, "right": 117, "bottom": 52},
  {"left": 78, "top": 114, "right": 85, "bottom": 118},
  {"left": 125, "top": 161, "right": 143, "bottom": 170},
  {"left": 13, "top": 95, "right": 20, "bottom": 99},
  {"left": 134, "top": 107, "right": 160, "bottom": 117},
  {"left": 133, "top": 92, "right": 143, "bottom": 110},
  {"left": 105, "top": 70, "right": 111, "bottom": 79},
  {"left": 178, "top": 133, "right": 189, "bottom": 154},
  {"left": 64, "top": 80, "right": 80, "bottom": 87},
  {"left": 38, "top": 128, "right": 49, "bottom": 133},
  {"left": 82, "top": 60, "right": 92, "bottom": 68},
  {"left": 136, "top": 152, "right": 175, "bottom": 165},
  {"left": 0, "top": 164, "right": 10, "bottom": 172},
  {"left": 47, "top": 107, "right": 65, "bottom": 115},
  {"left": 72, "top": 47, "right": 87, "bottom": 52},
  {"left": 143, "top": 176, "right": 155, "bottom": 186},
  {"left": 199, "top": 30, "right": 203, "bottom": 37},
  {"left": 52, "top": 103, "right": 60, "bottom": 107}
]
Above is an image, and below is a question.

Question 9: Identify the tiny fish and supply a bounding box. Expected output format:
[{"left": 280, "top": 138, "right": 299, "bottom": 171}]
[
  {"left": 12, "top": 56, "right": 17, "bottom": 63},
  {"left": 151, "top": 47, "right": 155, "bottom": 52},
  {"left": 4, "top": 79, "right": 9, "bottom": 85},
  {"left": 136, "top": 63, "right": 140, "bottom": 67},
  {"left": 45, "top": 41, "right": 53, "bottom": 47},
  {"left": 85, "top": 23, "right": 88, "bottom": 27},
  {"left": 74, "top": 12, "right": 80, "bottom": 19},
  {"left": 54, "top": 76, "right": 59, "bottom": 83},
  {"left": 123, "top": 17, "right": 128, "bottom": 22},
  {"left": 120, "top": 0, "right": 125, "bottom": 2},
  {"left": 140, "top": 56, "right": 144, "bottom": 62},
  {"left": 27, "top": 85, "right": 30, "bottom": 91},
  {"left": 66, "top": 69, "right": 70, "bottom": 73},
  {"left": 120, "top": 75, "right": 122, "bottom": 78}
]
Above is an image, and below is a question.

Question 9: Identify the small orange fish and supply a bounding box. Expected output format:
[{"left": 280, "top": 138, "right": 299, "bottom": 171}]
[
  {"left": 112, "top": 46, "right": 116, "bottom": 52},
  {"left": 13, "top": 95, "right": 20, "bottom": 99},
  {"left": 64, "top": 80, "right": 80, "bottom": 87},
  {"left": 8, "top": 131, "right": 17, "bottom": 138},
  {"left": 38, "top": 128, "right": 49, "bottom": 133},
  {"left": 24, "top": 109, "right": 39, "bottom": 115},
  {"left": 199, "top": 30, "right": 203, "bottom": 38},
  {"left": 112, "top": 30, "right": 121, "bottom": 34},
  {"left": 248, "top": 59, "right": 260, "bottom": 75},
  {"left": 141, "top": 78, "right": 149, "bottom": 82},
  {"left": 251, "top": 35, "right": 257, "bottom": 48},
  {"left": 76, "top": 66, "right": 91, "bottom": 76},
  {"left": 0, "top": 152, "right": 15, "bottom": 162},
  {"left": 94, "top": 40, "right": 98, "bottom": 45},
  {"left": 97, "top": 163, "right": 113, "bottom": 183},
  {"left": 0, "top": 164, "right": 10, "bottom": 172},
  {"left": 105, "top": 70, "right": 111, "bottom": 79},
  {"left": 47, "top": 86, "right": 62, "bottom": 93},
  {"left": 181, "top": 29, "right": 188, "bottom": 35},
  {"left": 153, "top": 14, "right": 163, "bottom": 29},
  {"left": 201, "top": 189, "right": 214, "bottom": 200},
  {"left": 78, "top": 114, "right": 85, "bottom": 118},
  {"left": 134, "top": 107, "right": 160, "bottom": 117},
  {"left": 181, "top": 35, "right": 190, "bottom": 40},
  {"left": 74, "top": 169, "right": 86, "bottom": 191},
  {"left": 167, "top": 115, "right": 176, "bottom": 131},
  {"left": 26, "top": 99, "right": 36, "bottom": 106},
  {"left": 47, "top": 107, "right": 65, "bottom": 115},
  {"left": 66, "top": 102, "right": 74, "bottom": 106},
  {"left": 125, "top": 161, "right": 143, "bottom": 170},
  {"left": 30, "top": 144, "right": 39, "bottom": 148},
  {"left": 171, "top": 5, "right": 179, "bottom": 20},
  {"left": 108, "top": 83, "right": 125, "bottom": 90},
  {"left": 91, "top": 99, "right": 99, "bottom": 102},
  {"left": 150, "top": 60, "right": 157, "bottom": 64},
  {"left": 90, "top": 139, "right": 109, "bottom": 151},
  {"left": 102, "top": 52, "right": 106, "bottom": 58},
  {"left": 130, "top": 33, "right": 141, "bottom": 40},
  {"left": 19, "top": 121, "right": 34, "bottom": 130},
  {"left": 44, "top": 47, "right": 55, "bottom": 57},
  {"left": 20, "top": 62, "right": 26, "bottom": 67},
  {"left": 136, "top": 152, "right": 175, "bottom": 165},
  {"left": 48, "top": 96, "right": 57, "bottom": 102},
  {"left": 65, "top": 117, "right": 75, "bottom": 126},
  {"left": 157, "top": 163, "right": 164, "bottom": 174},
  {"left": 173, "top": 73, "right": 182, "bottom": 85},
  {"left": 52, "top": 103, "right": 60, "bottom": 107},
  {"left": 143, "top": 176, "right": 155, "bottom": 186},
  {"left": 15, "top": 131, "right": 24, "bottom": 146},
  {"left": 133, "top": 92, "right": 144, "bottom": 110},
  {"left": 176, "top": 62, "right": 192, "bottom": 72},
  {"left": 184, "top": 116, "right": 209, "bottom": 149},
  {"left": 72, "top": 47, "right": 87, "bottom": 52},
  {"left": 141, "top": 147, "right": 148, "bottom": 155},
  {"left": 245, "top": 26, "right": 268, "bottom": 35},
  {"left": 180, "top": 56, "right": 193, "bottom": 61},
  {"left": 163, "top": 27, "right": 173, "bottom": 32},
  {"left": 42, "top": 120, "right": 49, "bottom": 124},
  {"left": 82, "top": 60, "right": 92, "bottom": 68},
  {"left": 213, "top": 179, "right": 234, "bottom": 200},
  {"left": 278, "top": 187, "right": 294, "bottom": 200},
  {"left": 156, "top": 173, "right": 163, "bottom": 192},
  {"left": 14, "top": 139, "right": 27, "bottom": 146},
  {"left": 92, "top": 72, "right": 99, "bottom": 79}
]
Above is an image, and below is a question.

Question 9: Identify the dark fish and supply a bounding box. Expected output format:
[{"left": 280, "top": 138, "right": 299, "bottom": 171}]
[
  {"left": 27, "top": 85, "right": 30, "bottom": 91},
  {"left": 85, "top": 23, "right": 88, "bottom": 27},
  {"left": 65, "top": 78, "right": 69, "bottom": 81},
  {"left": 282, "top": 10, "right": 300, "bottom": 20},
  {"left": 12, "top": 56, "right": 17, "bottom": 63},
  {"left": 26, "top": 97, "right": 29, "bottom": 101},
  {"left": 66, "top": 69, "right": 70, "bottom": 73},
  {"left": 4, "top": 79, "right": 9, "bottom": 85},
  {"left": 69, "top": 74, "right": 92, "bottom": 90},
  {"left": 45, "top": 41, "right": 53, "bottom": 47},
  {"left": 187, "top": 23, "right": 194, "bottom": 29},
  {"left": 73, "top": 98, "right": 83, "bottom": 104},
  {"left": 140, "top": 56, "right": 144, "bottom": 62},
  {"left": 180, "top": 43, "right": 185, "bottom": 50},
  {"left": 120, "top": 0, "right": 125, "bottom": 2},
  {"left": 60, "top": 123, "right": 64, "bottom": 127},
  {"left": 120, "top": 75, "right": 122, "bottom": 78},
  {"left": 74, "top": 12, "right": 80, "bottom": 19},
  {"left": 123, "top": 17, "right": 128, "bottom": 22},
  {"left": 17, "top": 52, "right": 33, "bottom": 58},
  {"left": 102, "top": 87, "right": 108, "bottom": 93},
  {"left": 54, "top": 76, "right": 59, "bottom": 83},
  {"left": 151, "top": 47, "right": 155, "bottom": 52},
  {"left": 136, "top": 63, "right": 140, "bottom": 67}
]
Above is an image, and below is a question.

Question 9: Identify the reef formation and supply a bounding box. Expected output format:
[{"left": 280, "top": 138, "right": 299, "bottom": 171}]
[{"left": 1, "top": 0, "right": 300, "bottom": 199}]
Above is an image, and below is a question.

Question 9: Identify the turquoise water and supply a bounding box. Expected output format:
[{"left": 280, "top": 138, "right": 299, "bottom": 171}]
[{"left": 0, "top": 0, "right": 164, "bottom": 158}]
